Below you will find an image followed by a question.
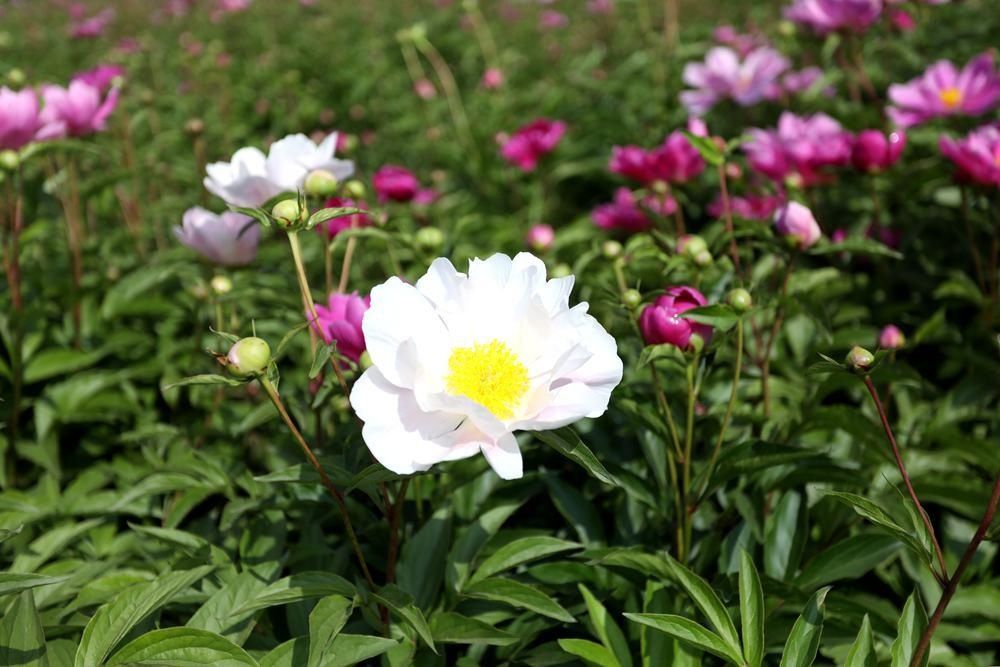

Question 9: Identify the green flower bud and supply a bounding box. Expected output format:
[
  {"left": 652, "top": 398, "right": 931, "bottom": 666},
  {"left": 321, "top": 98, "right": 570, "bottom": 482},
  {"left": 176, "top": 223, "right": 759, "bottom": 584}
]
[
  {"left": 6, "top": 68, "right": 24, "bottom": 87},
  {"left": 211, "top": 275, "right": 233, "bottom": 295},
  {"left": 359, "top": 351, "right": 373, "bottom": 370},
  {"left": 551, "top": 263, "right": 572, "bottom": 279},
  {"left": 693, "top": 249, "right": 713, "bottom": 267},
  {"left": 227, "top": 337, "right": 271, "bottom": 378},
  {"left": 726, "top": 288, "right": 752, "bottom": 312},
  {"left": 677, "top": 234, "right": 708, "bottom": 258},
  {"left": 622, "top": 289, "right": 642, "bottom": 309},
  {"left": 415, "top": 226, "right": 444, "bottom": 249},
  {"left": 688, "top": 333, "right": 706, "bottom": 355},
  {"left": 344, "top": 179, "right": 367, "bottom": 199},
  {"left": 271, "top": 199, "right": 305, "bottom": 228},
  {"left": 846, "top": 345, "right": 874, "bottom": 372},
  {"left": 304, "top": 169, "right": 339, "bottom": 198},
  {"left": 0, "top": 149, "right": 19, "bottom": 172},
  {"left": 602, "top": 240, "right": 623, "bottom": 259}
]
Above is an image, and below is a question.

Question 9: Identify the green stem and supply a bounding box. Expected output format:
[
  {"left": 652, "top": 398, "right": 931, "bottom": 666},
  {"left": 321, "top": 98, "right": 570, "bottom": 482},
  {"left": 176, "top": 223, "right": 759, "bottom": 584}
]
[
  {"left": 697, "top": 320, "right": 743, "bottom": 503},
  {"left": 386, "top": 478, "right": 410, "bottom": 584},
  {"left": 681, "top": 358, "right": 698, "bottom": 561}
]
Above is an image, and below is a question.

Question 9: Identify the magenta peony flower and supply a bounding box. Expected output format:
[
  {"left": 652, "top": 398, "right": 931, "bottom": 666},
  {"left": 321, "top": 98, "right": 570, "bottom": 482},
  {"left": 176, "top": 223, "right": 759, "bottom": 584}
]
[
  {"left": 413, "top": 188, "right": 439, "bottom": 206},
  {"left": 37, "top": 81, "right": 119, "bottom": 139},
  {"left": 373, "top": 165, "right": 420, "bottom": 202},
  {"left": 744, "top": 112, "right": 852, "bottom": 185},
  {"left": 639, "top": 286, "right": 713, "bottom": 349},
  {"left": 887, "top": 8, "right": 916, "bottom": 31},
  {"left": 316, "top": 197, "right": 372, "bottom": 240},
  {"left": 311, "top": 292, "right": 370, "bottom": 362},
  {"left": 174, "top": 207, "right": 259, "bottom": 266},
  {"left": 69, "top": 8, "right": 115, "bottom": 39},
  {"left": 609, "top": 131, "right": 705, "bottom": 185},
  {"left": 72, "top": 64, "right": 125, "bottom": 91},
  {"left": 784, "top": 0, "right": 883, "bottom": 34},
  {"left": 782, "top": 67, "right": 826, "bottom": 94},
  {"left": 887, "top": 53, "right": 1000, "bottom": 128},
  {"left": 939, "top": 124, "right": 1000, "bottom": 187},
  {"left": 709, "top": 191, "right": 785, "bottom": 220},
  {"left": 0, "top": 87, "right": 42, "bottom": 151},
  {"left": 879, "top": 324, "right": 905, "bottom": 349},
  {"left": 774, "top": 201, "right": 822, "bottom": 248},
  {"left": 526, "top": 223, "right": 555, "bottom": 251},
  {"left": 713, "top": 25, "right": 767, "bottom": 56},
  {"left": 539, "top": 10, "right": 569, "bottom": 29},
  {"left": 681, "top": 46, "right": 789, "bottom": 114},
  {"left": 592, "top": 188, "right": 652, "bottom": 234},
  {"left": 500, "top": 118, "right": 566, "bottom": 171},
  {"left": 852, "top": 130, "right": 906, "bottom": 172}
]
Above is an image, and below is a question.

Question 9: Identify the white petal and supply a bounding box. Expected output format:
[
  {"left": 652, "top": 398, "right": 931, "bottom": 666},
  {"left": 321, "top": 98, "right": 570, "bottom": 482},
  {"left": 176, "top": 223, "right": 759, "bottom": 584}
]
[{"left": 480, "top": 433, "right": 523, "bottom": 480}]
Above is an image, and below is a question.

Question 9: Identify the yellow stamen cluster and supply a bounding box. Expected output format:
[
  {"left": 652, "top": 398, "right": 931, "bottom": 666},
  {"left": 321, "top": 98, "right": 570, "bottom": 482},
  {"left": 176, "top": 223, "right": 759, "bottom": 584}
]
[
  {"left": 939, "top": 87, "right": 962, "bottom": 109},
  {"left": 446, "top": 339, "right": 529, "bottom": 420}
]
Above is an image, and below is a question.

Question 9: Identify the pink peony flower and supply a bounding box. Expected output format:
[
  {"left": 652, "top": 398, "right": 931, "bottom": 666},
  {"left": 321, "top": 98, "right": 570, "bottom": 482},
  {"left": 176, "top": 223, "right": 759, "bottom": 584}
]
[
  {"left": 316, "top": 197, "right": 372, "bottom": 240},
  {"left": 878, "top": 324, "right": 905, "bottom": 349},
  {"left": 744, "top": 111, "right": 852, "bottom": 185},
  {"left": 592, "top": 188, "right": 652, "bottom": 234},
  {"left": 539, "top": 10, "right": 569, "bottom": 29},
  {"left": 413, "top": 188, "right": 439, "bottom": 206},
  {"left": 939, "top": 124, "right": 1000, "bottom": 187},
  {"left": 174, "top": 207, "right": 259, "bottom": 266},
  {"left": 37, "top": 81, "right": 119, "bottom": 138},
  {"left": 713, "top": 25, "right": 767, "bottom": 56},
  {"left": 587, "top": 0, "right": 615, "bottom": 14},
  {"left": 609, "top": 131, "right": 705, "bottom": 185},
  {"left": 782, "top": 67, "right": 826, "bottom": 94},
  {"left": 500, "top": 118, "right": 566, "bottom": 171},
  {"left": 481, "top": 68, "right": 504, "bottom": 90},
  {"left": 0, "top": 87, "right": 42, "bottom": 151},
  {"left": 373, "top": 165, "right": 420, "bottom": 202},
  {"left": 639, "top": 286, "right": 713, "bottom": 349},
  {"left": 681, "top": 46, "right": 789, "bottom": 114},
  {"left": 709, "top": 191, "right": 785, "bottom": 220},
  {"left": 888, "top": 8, "right": 916, "bottom": 31},
  {"left": 784, "top": 0, "right": 883, "bottom": 35},
  {"left": 887, "top": 53, "right": 1000, "bottom": 128},
  {"left": 774, "top": 201, "right": 822, "bottom": 248},
  {"left": 72, "top": 64, "right": 125, "bottom": 91},
  {"left": 311, "top": 292, "right": 370, "bottom": 362},
  {"left": 526, "top": 223, "right": 555, "bottom": 251},
  {"left": 69, "top": 8, "right": 115, "bottom": 39},
  {"left": 852, "top": 130, "right": 906, "bottom": 172}
]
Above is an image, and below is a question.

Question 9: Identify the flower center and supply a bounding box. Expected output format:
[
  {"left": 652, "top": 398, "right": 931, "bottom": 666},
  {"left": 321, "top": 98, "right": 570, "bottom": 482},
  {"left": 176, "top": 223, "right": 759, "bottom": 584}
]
[
  {"left": 939, "top": 87, "right": 962, "bottom": 109},
  {"left": 446, "top": 339, "right": 529, "bottom": 420}
]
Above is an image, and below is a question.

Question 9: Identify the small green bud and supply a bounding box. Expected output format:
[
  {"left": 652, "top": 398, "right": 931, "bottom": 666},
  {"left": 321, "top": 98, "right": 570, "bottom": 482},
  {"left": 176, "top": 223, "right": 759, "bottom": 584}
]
[
  {"left": 778, "top": 20, "right": 796, "bottom": 37},
  {"left": 623, "top": 289, "right": 642, "bottom": 309},
  {"left": 726, "top": 288, "right": 752, "bottom": 312},
  {"left": 415, "top": 226, "right": 444, "bottom": 249},
  {"left": 6, "top": 68, "right": 25, "bottom": 87},
  {"left": 211, "top": 275, "right": 233, "bottom": 295},
  {"left": 678, "top": 234, "right": 708, "bottom": 258},
  {"left": 688, "top": 333, "right": 706, "bottom": 355},
  {"left": 0, "top": 149, "right": 19, "bottom": 172},
  {"left": 846, "top": 345, "right": 874, "bottom": 372},
  {"left": 602, "top": 240, "right": 623, "bottom": 259},
  {"left": 227, "top": 337, "right": 271, "bottom": 378},
  {"left": 304, "top": 169, "right": 339, "bottom": 198},
  {"left": 651, "top": 180, "right": 669, "bottom": 195},
  {"left": 359, "top": 351, "right": 373, "bottom": 370},
  {"left": 693, "top": 249, "right": 713, "bottom": 267},
  {"left": 551, "top": 263, "right": 572, "bottom": 279},
  {"left": 344, "top": 179, "right": 367, "bottom": 199},
  {"left": 271, "top": 199, "right": 305, "bottom": 228}
]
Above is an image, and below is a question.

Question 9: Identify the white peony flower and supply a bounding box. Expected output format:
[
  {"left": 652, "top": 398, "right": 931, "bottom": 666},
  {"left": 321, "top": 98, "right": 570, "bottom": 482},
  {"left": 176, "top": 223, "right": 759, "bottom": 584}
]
[
  {"left": 204, "top": 133, "right": 354, "bottom": 207},
  {"left": 174, "top": 207, "right": 260, "bottom": 266},
  {"left": 350, "top": 252, "right": 624, "bottom": 480}
]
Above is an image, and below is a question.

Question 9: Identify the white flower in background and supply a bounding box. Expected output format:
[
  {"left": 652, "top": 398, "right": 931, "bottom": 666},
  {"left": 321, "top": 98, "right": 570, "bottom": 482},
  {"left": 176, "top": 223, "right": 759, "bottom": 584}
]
[
  {"left": 174, "top": 207, "right": 260, "bottom": 266},
  {"left": 204, "top": 133, "right": 354, "bottom": 207},
  {"left": 350, "top": 252, "right": 623, "bottom": 480}
]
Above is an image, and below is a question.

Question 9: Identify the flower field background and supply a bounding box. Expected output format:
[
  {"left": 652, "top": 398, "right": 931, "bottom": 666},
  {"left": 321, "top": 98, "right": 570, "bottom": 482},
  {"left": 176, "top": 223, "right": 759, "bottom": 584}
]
[{"left": 1, "top": 0, "right": 1000, "bottom": 665}]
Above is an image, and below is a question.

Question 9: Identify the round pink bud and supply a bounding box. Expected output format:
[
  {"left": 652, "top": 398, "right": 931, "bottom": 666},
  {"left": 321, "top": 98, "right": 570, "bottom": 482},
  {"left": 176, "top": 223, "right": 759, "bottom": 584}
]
[
  {"left": 373, "top": 165, "right": 420, "bottom": 203},
  {"left": 526, "top": 224, "right": 555, "bottom": 251},
  {"left": 481, "top": 68, "right": 504, "bottom": 90},
  {"left": 878, "top": 324, "right": 905, "bottom": 350},
  {"left": 774, "top": 201, "right": 821, "bottom": 249},
  {"left": 639, "top": 286, "right": 713, "bottom": 350},
  {"left": 852, "top": 130, "right": 906, "bottom": 172}
]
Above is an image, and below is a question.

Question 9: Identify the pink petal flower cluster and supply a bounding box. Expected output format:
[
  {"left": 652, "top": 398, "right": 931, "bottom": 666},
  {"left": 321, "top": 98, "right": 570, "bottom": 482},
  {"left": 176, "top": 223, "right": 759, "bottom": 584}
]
[
  {"left": 681, "top": 46, "right": 789, "bottom": 115},
  {"left": 709, "top": 192, "right": 785, "bottom": 221},
  {"left": 887, "top": 53, "right": 1000, "bottom": 128},
  {"left": 37, "top": 81, "right": 120, "bottom": 139},
  {"left": 713, "top": 26, "right": 768, "bottom": 57},
  {"left": 744, "top": 112, "right": 852, "bottom": 185},
  {"left": 0, "top": 87, "right": 43, "bottom": 151},
  {"left": 591, "top": 188, "right": 676, "bottom": 234},
  {"left": 69, "top": 8, "right": 115, "bottom": 39},
  {"left": 609, "top": 131, "right": 706, "bottom": 185},
  {"left": 311, "top": 292, "right": 370, "bottom": 363},
  {"left": 639, "top": 287, "right": 713, "bottom": 349},
  {"left": 500, "top": 118, "right": 566, "bottom": 171},
  {"left": 784, "top": 0, "right": 883, "bottom": 35},
  {"left": 939, "top": 124, "right": 1000, "bottom": 187},
  {"left": 72, "top": 64, "right": 125, "bottom": 92}
]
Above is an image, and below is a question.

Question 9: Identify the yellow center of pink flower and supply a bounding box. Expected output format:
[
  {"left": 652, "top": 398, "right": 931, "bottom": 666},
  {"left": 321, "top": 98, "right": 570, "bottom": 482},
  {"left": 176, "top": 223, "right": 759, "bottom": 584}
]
[
  {"left": 939, "top": 87, "right": 962, "bottom": 109},
  {"left": 446, "top": 340, "right": 529, "bottom": 420}
]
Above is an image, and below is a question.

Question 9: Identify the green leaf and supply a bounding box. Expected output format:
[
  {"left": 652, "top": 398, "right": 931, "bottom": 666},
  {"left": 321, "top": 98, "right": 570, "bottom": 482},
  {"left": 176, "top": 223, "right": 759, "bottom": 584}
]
[
  {"left": 261, "top": 635, "right": 397, "bottom": 667},
  {"left": 429, "top": 612, "right": 518, "bottom": 646},
  {"left": 105, "top": 628, "right": 258, "bottom": 666},
  {"left": 188, "top": 571, "right": 272, "bottom": 645},
  {"left": 826, "top": 491, "right": 936, "bottom": 570},
  {"left": 273, "top": 322, "right": 311, "bottom": 360},
  {"left": 23, "top": 348, "right": 105, "bottom": 384},
  {"left": 306, "top": 207, "right": 364, "bottom": 230},
  {"left": 0, "top": 573, "right": 71, "bottom": 597},
  {"left": 682, "top": 131, "right": 725, "bottom": 166},
  {"left": 810, "top": 236, "right": 903, "bottom": 260},
  {"left": 0, "top": 590, "right": 47, "bottom": 667},
  {"left": 232, "top": 572, "right": 355, "bottom": 615},
  {"left": 738, "top": 551, "right": 764, "bottom": 667},
  {"left": 662, "top": 553, "right": 742, "bottom": 654},
  {"left": 778, "top": 586, "right": 830, "bottom": 667},
  {"left": 623, "top": 614, "right": 743, "bottom": 664},
  {"left": 308, "top": 345, "right": 333, "bottom": 379},
  {"left": 371, "top": 584, "right": 436, "bottom": 652},
  {"left": 463, "top": 577, "right": 575, "bottom": 623},
  {"left": 579, "top": 584, "right": 632, "bottom": 667},
  {"left": 681, "top": 304, "right": 739, "bottom": 332},
  {"left": 890, "top": 591, "right": 928, "bottom": 667},
  {"left": 75, "top": 566, "right": 215, "bottom": 667},
  {"left": 765, "top": 491, "right": 806, "bottom": 581},
  {"left": 164, "top": 374, "right": 246, "bottom": 390},
  {"left": 794, "top": 534, "right": 901, "bottom": 590},
  {"left": 534, "top": 428, "right": 618, "bottom": 486},
  {"left": 845, "top": 615, "right": 876, "bottom": 667},
  {"left": 397, "top": 509, "right": 451, "bottom": 609},
  {"left": 447, "top": 501, "right": 522, "bottom": 593},
  {"left": 307, "top": 596, "right": 355, "bottom": 667},
  {"left": 557, "top": 638, "right": 620, "bottom": 667},
  {"left": 469, "top": 536, "right": 581, "bottom": 585}
]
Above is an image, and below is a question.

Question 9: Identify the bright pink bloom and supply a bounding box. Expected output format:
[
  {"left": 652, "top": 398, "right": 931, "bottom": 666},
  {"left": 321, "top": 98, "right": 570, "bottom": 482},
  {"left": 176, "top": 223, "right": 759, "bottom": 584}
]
[
  {"left": 217, "top": 0, "right": 251, "bottom": 12},
  {"left": 709, "top": 192, "right": 785, "bottom": 220},
  {"left": 69, "top": 8, "right": 114, "bottom": 39},
  {"left": 639, "top": 287, "right": 713, "bottom": 349},
  {"left": 888, "top": 8, "right": 916, "bottom": 31},
  {"left": 852, "top": 130, "right": 906, "bottom": 172},
  {"left": 887, "top": 53, "right": 1000, "bottom": 128},
  {"left": 174, "top": 207, "right": 259, "bottom": 266},
  {"left": 592, "top": 188, "right": 652, "bottom": 234},
  {"left": 413, "top": 79, "right": 437, "bottom": 100},
  {"left": 774, "top": 201, "right": 822, "bottom": 248},
  {"left": 609, "top": 131, "right": 705, "bottom": 185},
  {"left": 413, "top": 188, "right": 439, "bottom": 206},
  {"left": 713, "top": 25, "right": 767, "bottom": 56},
  {"left": 312, "top": 292, "right": 370, "bottom": 362},
  {"left": 500, "top": 118, "right": 566, "bottom": 171},
  {"left": 37, "top": 81, "right": 119, "bottom": 138},
  {"left": 681, "top": 46, "right": 789, "bottom": 114},
  {"left": 539, "top": 10, "right": 569, "bottom": 29},
  {"left": 72, "top": 64, "right": 125, "bottom": 91},
  {"left": 782, "top": 67, "right": 825, "bottom": 94},
  {"left": 481, "top": 68, "right": 504, "bottom": 89},
  {"left": 744, "top": 112, "right": 852, "bottom": 185},
  {"left": 879, "top": 324, "right": 905, "bottom": 349},
  {"left": 784, "top": 0, "right": 883, "bottom": 34},
  {"left": 0, "top": 87, "right": 42, "bottom": 150},
  {"left": 939, "top": 124, "right": 1000, "bottom": 187},
  {"left": 373, "top": 165, "right": 420, "bottom": 202},
  {"left": 526, "top": 223, "right": 555, "bottom": 251},
  {"left": 316, "top": 198, "right": 372, "bottom": 240}
]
